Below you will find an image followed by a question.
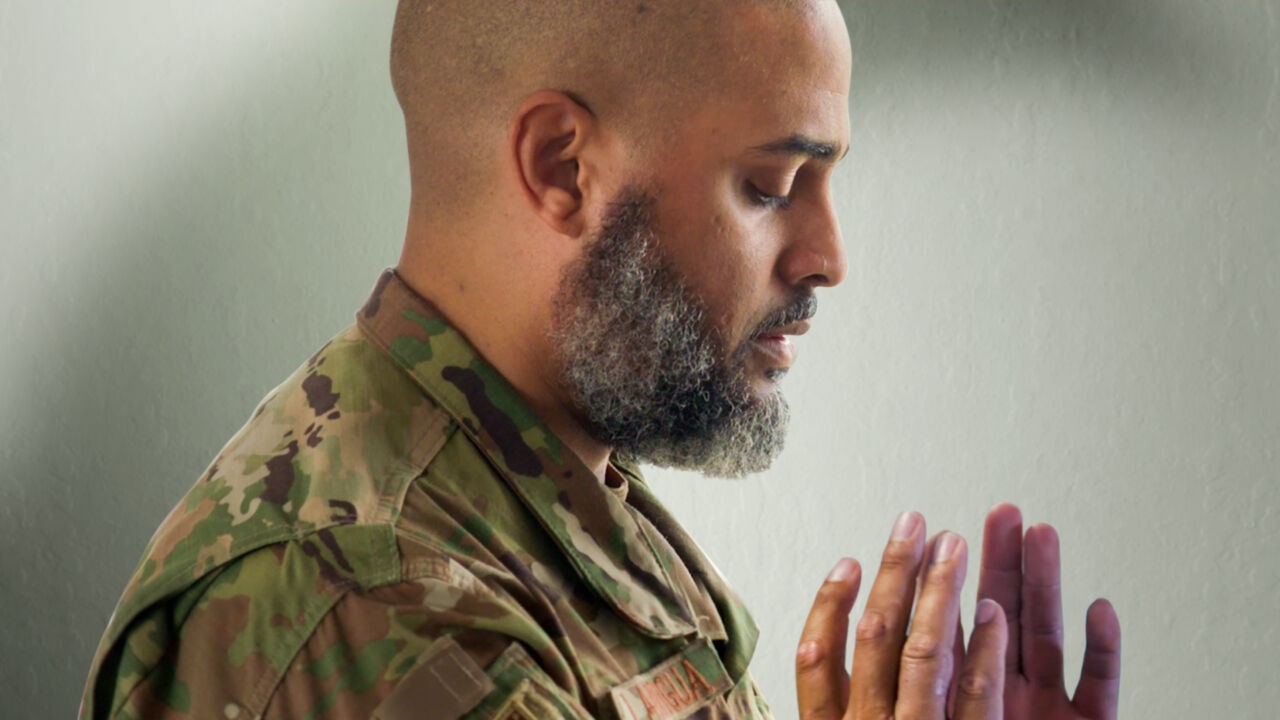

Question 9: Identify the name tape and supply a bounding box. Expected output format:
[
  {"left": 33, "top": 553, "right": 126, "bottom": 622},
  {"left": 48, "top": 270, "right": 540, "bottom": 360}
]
[{"left": 609, "top": 640, "right": 733, "bottom": 720}]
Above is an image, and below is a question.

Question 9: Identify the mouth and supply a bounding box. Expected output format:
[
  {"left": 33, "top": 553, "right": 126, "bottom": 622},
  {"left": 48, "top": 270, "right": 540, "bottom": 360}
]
[{"left": 750, "top": 320, "right": 810, "bottom": 370}]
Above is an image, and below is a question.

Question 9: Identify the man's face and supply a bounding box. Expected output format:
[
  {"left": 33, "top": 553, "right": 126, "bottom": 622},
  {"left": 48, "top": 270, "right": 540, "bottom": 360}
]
[{"left": 552, "top": 4, "right": 852, "bottom": 476}]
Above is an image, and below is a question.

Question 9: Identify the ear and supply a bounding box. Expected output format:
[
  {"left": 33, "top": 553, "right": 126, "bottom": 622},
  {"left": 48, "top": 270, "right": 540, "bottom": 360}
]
[{"left": 510, "top": 90, "right": 599, "bottom": 238}]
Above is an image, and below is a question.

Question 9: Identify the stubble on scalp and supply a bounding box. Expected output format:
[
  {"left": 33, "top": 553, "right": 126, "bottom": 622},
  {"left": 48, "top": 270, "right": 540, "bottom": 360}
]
[
  {"left": 550, "top": 189, "right": 790, "bottom": 478},
  {"left": 389, "top": 0, "right": 825, "bottom": 213}
]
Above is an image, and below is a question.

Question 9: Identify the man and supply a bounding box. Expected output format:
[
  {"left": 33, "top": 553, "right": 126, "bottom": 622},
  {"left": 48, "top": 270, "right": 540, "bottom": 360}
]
[{"left": 82, "top": 2, "right": 1121, "bottom": 719}]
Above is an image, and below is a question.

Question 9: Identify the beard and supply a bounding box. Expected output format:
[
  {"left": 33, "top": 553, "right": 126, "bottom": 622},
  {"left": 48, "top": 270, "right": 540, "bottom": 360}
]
[{"left": 550, "top": 187, "right": 814, "bottom": 478}]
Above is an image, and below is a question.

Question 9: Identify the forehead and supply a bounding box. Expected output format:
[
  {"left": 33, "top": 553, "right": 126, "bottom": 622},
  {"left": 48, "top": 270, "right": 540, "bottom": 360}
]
[
  {"left": 667, "top": 4, "right": 852, "bottom": 165},
  {"left": 729, "top": 3, "right": 852, "bottom": 93}
]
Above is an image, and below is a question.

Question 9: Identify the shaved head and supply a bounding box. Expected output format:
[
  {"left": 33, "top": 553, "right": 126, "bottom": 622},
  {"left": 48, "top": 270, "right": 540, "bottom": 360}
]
[{"left": 390, "top": 0, "right": 823, "bottom": 213}]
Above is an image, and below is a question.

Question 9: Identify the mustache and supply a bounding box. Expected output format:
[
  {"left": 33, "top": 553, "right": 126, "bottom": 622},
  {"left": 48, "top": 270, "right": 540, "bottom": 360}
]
[{"left": 749, "top": 292, "right": 818, "bottom": 338}]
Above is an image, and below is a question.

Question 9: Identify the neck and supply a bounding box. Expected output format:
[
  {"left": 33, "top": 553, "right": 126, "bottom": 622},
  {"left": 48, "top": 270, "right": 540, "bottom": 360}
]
[
  {"left": 396, "top": 222, "right": 613, "bottom": 483},
  {"left": 526, "top": 395, "right": 614, "bottom": 482}
]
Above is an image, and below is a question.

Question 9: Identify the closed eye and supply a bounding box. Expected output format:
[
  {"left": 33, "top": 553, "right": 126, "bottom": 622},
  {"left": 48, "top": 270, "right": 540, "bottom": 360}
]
[{"left": 746, "top": 182, "right": 793, "bottom": 210}]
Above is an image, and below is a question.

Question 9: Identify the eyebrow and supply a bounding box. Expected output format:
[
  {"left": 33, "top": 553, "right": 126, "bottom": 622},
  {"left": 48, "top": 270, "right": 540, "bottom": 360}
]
[{"left": 751, "top": 134, "right": 850, "bottom": 164}]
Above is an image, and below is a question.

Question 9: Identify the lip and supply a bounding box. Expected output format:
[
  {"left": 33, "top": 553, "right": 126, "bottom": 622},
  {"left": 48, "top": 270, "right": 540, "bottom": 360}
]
[
  {"left": 762, "top": 319, "right": 811, "bottom": 338},
  {"left": 750, "top": 320, "right": 810, "bottom": 368}
]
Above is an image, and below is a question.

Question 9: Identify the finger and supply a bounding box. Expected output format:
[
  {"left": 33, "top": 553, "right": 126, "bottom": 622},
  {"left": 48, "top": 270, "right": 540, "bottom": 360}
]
[
  {"left": 953, "top": 599, "right": 1007, "bottom": 720},
  {"left": 796, "top": 558, "right": 861, "bottom": 720},
  {"left": 849, "top": 511, "right": 926, "bottom": 719},
  {"left": 946, "top": 616, "right": 964, "bottom": 718},
  {"left": 1021, "top": 524, "right": 1066, "bottom": 690},
  {"left": 914, "top": 531, "right": 944, "bottom": 626},
  {"left": 1072, "top": 598, "right": 1122, "bottom": 720},
  {"left": 921, "top": 527, "right": 962, "bottom": 712},
  {"left": 895, "top": 531, "right": 967, "bottom": 720},
  {"left": 977, "top": 503, "right": 1022, "bottom": 675}
]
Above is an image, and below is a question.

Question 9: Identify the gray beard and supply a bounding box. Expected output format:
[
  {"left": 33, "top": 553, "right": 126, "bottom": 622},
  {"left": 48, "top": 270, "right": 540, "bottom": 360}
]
[{"left": 550, "top": 189, "right": 792, "bottom": 478}]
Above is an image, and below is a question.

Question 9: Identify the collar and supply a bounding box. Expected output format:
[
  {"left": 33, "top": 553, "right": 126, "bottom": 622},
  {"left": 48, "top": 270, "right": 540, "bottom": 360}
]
[{"left": 356, "top": 269, "right": 698, "bottom": 638}]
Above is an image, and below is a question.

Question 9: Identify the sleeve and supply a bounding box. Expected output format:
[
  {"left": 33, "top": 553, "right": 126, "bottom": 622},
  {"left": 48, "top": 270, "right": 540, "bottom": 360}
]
[
  {"left": 100, "top": 540, "right": 593, "bottom": 720},
  {"left": 261, "top": 561, "right": 595, "bottom": 720}
]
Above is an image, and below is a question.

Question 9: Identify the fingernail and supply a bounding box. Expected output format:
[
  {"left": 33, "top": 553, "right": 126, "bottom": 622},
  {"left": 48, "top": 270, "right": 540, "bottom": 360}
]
[
  {"left": 892, "top": 511, "right": 919, "bottom": 540},
  {"left": 934, "top": 532, "right": 960, "bottom": 563},
  {"left": 826, "top": 557, "right": 856, "bottom": 583},
  {"left": 975, "top": 599, "right": 998, "bottom": 625}
]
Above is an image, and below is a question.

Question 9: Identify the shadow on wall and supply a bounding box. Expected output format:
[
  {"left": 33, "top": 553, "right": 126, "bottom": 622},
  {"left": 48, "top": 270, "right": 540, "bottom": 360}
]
[
  {"left": 842, "top": 0, "right": 1275, "bottom": 147},
  {"left": 0, "top": 9, "right": 403, "bottom": 718}
]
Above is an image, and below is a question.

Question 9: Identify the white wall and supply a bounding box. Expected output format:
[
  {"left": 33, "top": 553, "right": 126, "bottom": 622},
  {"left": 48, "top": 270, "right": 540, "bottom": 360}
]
[{"left": 3, "top": 2, "right": 1277, "bottom": 718}]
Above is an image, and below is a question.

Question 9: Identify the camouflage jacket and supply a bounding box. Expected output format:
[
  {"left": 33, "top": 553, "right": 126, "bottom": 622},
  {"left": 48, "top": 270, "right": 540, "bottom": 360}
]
[{"left": 82, "top": 270, "right": 773, "bottom": 720}]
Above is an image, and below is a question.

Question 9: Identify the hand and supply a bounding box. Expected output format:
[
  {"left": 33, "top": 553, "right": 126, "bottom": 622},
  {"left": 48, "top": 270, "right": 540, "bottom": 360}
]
[
  {"left": 796, "top": 512, "right": 1008, "bottom": 719},
  {"left": 978, "top": 504, "right": 1122, "bottom": 720}
]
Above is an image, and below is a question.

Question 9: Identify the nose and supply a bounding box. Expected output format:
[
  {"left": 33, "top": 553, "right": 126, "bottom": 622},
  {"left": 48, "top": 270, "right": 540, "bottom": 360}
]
[{"left": 777, "top": 192, "right": 847, "bottom": 289}]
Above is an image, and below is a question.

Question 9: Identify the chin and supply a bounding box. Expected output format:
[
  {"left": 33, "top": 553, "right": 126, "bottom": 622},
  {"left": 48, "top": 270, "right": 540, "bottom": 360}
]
[{"left": 748, "top": 369, "right": 788, "bottom": 399}]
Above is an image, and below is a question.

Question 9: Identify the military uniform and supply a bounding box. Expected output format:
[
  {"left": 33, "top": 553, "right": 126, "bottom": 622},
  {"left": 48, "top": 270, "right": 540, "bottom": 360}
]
[{"left": 82, "top": 270, "right": 773, "bottom": 720}]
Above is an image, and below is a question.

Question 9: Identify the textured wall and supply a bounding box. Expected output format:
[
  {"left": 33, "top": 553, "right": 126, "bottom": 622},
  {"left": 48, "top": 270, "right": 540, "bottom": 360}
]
[{"left": 2, "top": 1, "right": 1277, "bottom": 718}]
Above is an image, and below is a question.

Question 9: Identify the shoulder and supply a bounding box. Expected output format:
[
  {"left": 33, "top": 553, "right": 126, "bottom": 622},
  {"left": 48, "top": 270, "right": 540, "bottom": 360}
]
[
  {"left": 83, "top": 326, "right": 460, "bottom": 719},
  {"left": 136, "top": 325, "right": 452, "bottom": 596}
]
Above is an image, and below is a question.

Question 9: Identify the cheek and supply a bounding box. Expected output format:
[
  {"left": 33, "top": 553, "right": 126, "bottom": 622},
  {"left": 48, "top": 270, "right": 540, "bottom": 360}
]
[
  {"left": 654, "top": 181, "right": 778, "bottom": 338},
  {"left": 697, "top": 211, "right": 775, "bottom": 338}
]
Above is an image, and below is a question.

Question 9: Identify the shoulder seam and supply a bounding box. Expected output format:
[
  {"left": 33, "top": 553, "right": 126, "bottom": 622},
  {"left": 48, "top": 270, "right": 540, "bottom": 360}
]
[{"left": 380, "top": 405, "right": 455, "bottom": 526}]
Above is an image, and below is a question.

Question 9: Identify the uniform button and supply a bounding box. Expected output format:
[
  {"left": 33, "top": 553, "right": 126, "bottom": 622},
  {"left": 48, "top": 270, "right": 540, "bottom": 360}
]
[{"left": 223, "top": 703, "right": 241, "bottom": 719}]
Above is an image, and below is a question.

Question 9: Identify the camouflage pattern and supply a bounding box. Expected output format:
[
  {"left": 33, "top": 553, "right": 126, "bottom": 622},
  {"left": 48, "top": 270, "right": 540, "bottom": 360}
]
[{"left": 82, "top": 270, "right": 774, "bottom": 720}]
